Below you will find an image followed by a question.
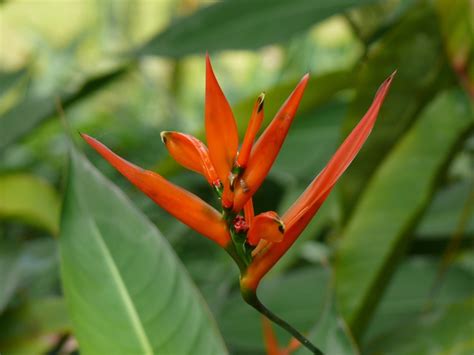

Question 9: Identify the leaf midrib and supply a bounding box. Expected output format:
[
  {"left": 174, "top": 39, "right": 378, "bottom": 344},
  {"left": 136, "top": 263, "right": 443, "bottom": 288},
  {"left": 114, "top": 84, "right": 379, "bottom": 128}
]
[{"left": 76, "top": 185, "right": 154, "bottom": 355}]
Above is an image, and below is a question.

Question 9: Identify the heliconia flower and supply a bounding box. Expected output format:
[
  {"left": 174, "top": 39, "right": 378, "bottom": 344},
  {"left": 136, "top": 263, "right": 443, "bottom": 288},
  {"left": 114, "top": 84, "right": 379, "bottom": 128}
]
[{"left": 81, "top": 56, "right": 395, "bottom": 331}]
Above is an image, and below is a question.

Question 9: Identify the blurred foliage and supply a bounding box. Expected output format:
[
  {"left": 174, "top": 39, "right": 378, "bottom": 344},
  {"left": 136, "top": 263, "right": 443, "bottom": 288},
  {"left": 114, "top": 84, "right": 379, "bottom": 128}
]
[{"left": 0, "top": 0, "right": 473, "bottom": 354}]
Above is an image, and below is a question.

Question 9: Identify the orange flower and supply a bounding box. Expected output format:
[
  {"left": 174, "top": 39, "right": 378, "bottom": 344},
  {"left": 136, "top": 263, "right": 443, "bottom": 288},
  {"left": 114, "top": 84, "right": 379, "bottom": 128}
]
[
  {"left": 82, "top": 56, "right": 394, "bottom": 294},
  {"left": 262, "top": 317, "right": 302, "bottom": 355}
]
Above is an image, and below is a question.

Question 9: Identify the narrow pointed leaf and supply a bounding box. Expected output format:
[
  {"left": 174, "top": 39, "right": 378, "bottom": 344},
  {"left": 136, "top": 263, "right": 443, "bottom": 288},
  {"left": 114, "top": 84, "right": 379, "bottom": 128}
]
[
  {"left": 82, "top": 134, "right": 229, "bottom": 247},
  {"left": 59, "top": 147, "right": 228, "bottom": 354}
]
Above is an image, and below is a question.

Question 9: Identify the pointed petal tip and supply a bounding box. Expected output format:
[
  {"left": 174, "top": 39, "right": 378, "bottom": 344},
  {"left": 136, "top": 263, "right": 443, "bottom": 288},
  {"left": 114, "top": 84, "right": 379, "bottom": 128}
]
[
  {"left": 81, "top": 132, "right": 96, "bottom": 145},
  {"left": 300, "top": 73, "right": 310, "bottom": 85},
  {"left": 205, "top": 52, "right": 212, "bottom": 70},
  {"left": 160, "top": 131, "right": 170, "bottom": 144},
  {"left": 382, "top": 70, "right": 397, "bottom": 87},
  {"left": 296, "top": 73, "right": 310, "bottom": 90},
  {"left": 257, "top": 92, "right": 265, "bottom": 112}
]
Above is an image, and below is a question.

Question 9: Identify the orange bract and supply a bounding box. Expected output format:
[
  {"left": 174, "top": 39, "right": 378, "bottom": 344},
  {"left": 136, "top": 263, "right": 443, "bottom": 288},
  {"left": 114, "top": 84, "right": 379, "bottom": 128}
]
[
  {"left": 205, "top": 54, "right": 238, "bottom": 208},
  {"left": 81, "top": 134, "right": 230, "bottom": 247},
  {"left": 247, "top": 211, "right": 285, "bottom": 246},
  {"left": 233, "top": 74, "right": 309, "bottom": 212},
  {"left": 161, "top": 131, "right": 220, "bottom": 187},
  {"left": 236, "top": 93, "right": 265, "bottom": 169}
]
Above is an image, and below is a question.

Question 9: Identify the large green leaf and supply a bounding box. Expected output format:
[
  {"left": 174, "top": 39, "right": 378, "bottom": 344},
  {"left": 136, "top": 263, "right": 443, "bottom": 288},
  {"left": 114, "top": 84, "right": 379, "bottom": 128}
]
[
  {"left": 335, "top": 89, "right": 474, "bottom": 337},
  {"left": 138, "top": 0, "right": 377, "bottom": 57},
  {"left": 0, "top": 174, "right": 60, "bottom": 235},
  {"left": 59, "top": 148, "right": 227, "bottom": 354},
  {"left": 340, "top": 5, "right": 454, "bottom": 213}
]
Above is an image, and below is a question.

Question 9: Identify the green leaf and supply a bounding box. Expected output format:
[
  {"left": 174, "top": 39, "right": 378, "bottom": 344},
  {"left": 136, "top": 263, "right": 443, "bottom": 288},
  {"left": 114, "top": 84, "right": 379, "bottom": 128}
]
[
  {"left": 340, "top": 5, "right": 455, "bottom": 213},
  {"left": 436, "top": 0, "right": 474, "bottom": 90},
  {"left": 138, "top": 0, "right": 377, "bottom": 57},
  {"left": 0, "top": 238, "right": 58, "bottom": 313},
  {"left": 0, "top": 297, "right": 71, "bottom": 355},
  {"left": 0, "top": 174, "right": 60, "bottom": 235},
  {"left": 59, "top": 147, "right": 227, "bottom": 354},
  {"left": 416, "top": 181, "right": 474, "bottom": 239},
  {"left": 364, "top": 256, "right": 474, "bottom": 343},
  {"left": 366, "top": 297, "right": 474, "bottom": 355},
  {"left": 0, "top": 66, "right": 128, "bottom": 152},
  {"left": 335, "top": 89, "right": 474, "bottom": 338},
  {"left": 0, "top": 68, "right": 26, "bottom": 99}
]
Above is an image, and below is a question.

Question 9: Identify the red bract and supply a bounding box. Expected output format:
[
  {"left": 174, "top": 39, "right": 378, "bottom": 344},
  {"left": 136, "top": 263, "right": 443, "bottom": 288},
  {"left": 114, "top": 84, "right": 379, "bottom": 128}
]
[{"left": 82, "top": 55, "right": 395, "bottom": 294}]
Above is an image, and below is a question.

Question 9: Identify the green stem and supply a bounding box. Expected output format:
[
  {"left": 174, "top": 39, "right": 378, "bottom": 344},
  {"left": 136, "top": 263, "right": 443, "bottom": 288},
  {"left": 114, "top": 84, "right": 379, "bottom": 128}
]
[{"left": 242, "top": 289, "right": 324, "bottom": 355}]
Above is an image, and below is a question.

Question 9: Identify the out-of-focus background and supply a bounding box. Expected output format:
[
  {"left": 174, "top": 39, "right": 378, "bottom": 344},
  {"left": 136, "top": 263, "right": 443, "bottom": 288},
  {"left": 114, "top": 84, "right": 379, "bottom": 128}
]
[{"left": 0, "top": 0, "right": 473, "bottom": 354}]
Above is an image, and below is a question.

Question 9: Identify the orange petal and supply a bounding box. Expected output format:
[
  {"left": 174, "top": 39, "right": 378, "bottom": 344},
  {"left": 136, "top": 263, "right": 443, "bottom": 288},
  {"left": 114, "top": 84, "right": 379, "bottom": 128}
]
[
  {"left": 244, "top": 198, "right": 255, "bottom": 227},
  {"left": 161, "top": 131, "right": 220, "bottom": 187},
  {"left": 205, "top": 54, "right": 239, "bottom": 206},
  {"left": 262, "top": 317, "right": 281, "bottom": 355},
  {"left": 247, "top": 211, "right": 285, "bottom": 246},
  {"left": 236, "top": 93, "right": 265, "bottom": 169},
  {"left": 242, "top": 72, "right": 395, "bottom": 289},
  {"left": 233, "top": 74, "right": 309, "bottom": 212},
  {"left": 81, "top": 134, "right": 230, "bottom": 247}
]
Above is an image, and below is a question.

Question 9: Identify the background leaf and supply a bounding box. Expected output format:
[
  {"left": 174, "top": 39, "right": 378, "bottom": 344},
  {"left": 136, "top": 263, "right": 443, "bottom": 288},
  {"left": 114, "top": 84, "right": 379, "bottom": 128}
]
[
  {"left": 138, "top": 0, "right": 377, "bottom": 57},
  {"left": 0, "top": 174, "right": 60, "bottom": 235}
]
